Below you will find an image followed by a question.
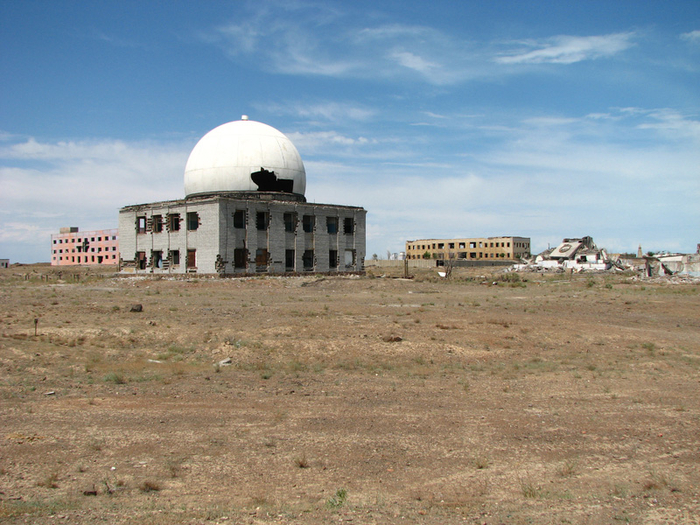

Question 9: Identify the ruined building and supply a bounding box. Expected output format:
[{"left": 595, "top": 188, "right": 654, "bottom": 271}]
[
  {"left": 51, "top": 227, "right": 119, "bottom": 266},
  {"left": 405, "top": 236, "right": 530, "bottom": 261},
  {"left": 118, "top": 117, "right": 366, "bottom": 275}
]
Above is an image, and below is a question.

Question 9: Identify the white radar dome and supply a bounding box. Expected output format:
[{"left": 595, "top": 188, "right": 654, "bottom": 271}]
[{"left": 184, "top": 118, "right": 306, "bottom": 198}]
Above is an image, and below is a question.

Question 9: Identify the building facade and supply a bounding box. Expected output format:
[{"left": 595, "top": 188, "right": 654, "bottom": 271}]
[
  {"left": 119, "top": 117, "right": 366, "bottom": 275},
  {"left": 405, "top": 236, "right": 530, "bottom": 261},
  {"left": 51, "top": 227, "right": 119, "bottom": 266}
]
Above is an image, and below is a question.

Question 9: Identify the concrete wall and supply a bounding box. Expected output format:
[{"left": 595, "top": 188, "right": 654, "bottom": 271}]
[{"left": 119, "top": 196, "right": 366, "bottom": 275}]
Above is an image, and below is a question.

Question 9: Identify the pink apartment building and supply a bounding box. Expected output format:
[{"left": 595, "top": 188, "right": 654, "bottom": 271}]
[{"left": 50, "top": 227, "right": 119, "bottom": 266}]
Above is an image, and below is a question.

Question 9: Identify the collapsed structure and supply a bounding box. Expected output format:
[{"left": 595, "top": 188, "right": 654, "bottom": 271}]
[
  {"left": 118, "top": 117, "right": 366, "bottom": 275},
  {"left": 513, "top": 236, "right": 611, "bottom": 272}
]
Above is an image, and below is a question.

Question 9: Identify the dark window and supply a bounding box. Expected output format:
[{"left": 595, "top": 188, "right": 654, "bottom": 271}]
[
  {"left": 437, "top": 243, "right": 444, "bottom": 249},
  {"left": 284, "top": 212, "right": 296, "bottom": 232},
  {"left": 256, "top": 211, "right": 268, "bottom": 231},
  {"left": 168, "top": 213, "right": 181, "bottom": 231},
  {"left": 137, "top": 216, "right": 146, "bottom": 234},
  {"left": 285, "top": 249, "right": 295, "bottom": 270},
  {"left": 449, "top": 243, "right": 455, "bottom": 249},
  {"left": 303, "top": 215, "right": 314, "bottom": 233},
  {"left": 152, "top": 215, "right": 163, "bottom": 233},
  {"left": 303, "top": 250, "right": 314, "bottom": 270},
  {"left": 327, "top": 217, "right": 338, "bottom": 234},
  {"left": 344, "top": 217, "right": 354, "bottom": 235},
  {"left": 152, "top": 250, "right": 163, "bottom": 269},
  {"left": 137, "top": 251, "right": 146, "bottom": 270},
  {"left": 329, "top": 250, "right": 338, "bottom": 268},
  {"left": 233, "top": 210, "right": 246, "bottom": 229},
  {"left": 187, "top": 212, "right": 199, "bottom": 231},
  {"left": 234, "top": 248, "right": 247, "bottom": 269},
  {"left": 170, "top": 250, "right": 180, "bottom": 266}
]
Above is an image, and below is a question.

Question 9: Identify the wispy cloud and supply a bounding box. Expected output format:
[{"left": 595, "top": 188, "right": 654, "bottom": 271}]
[
  {"left": 263, "top": 101, "right": 375, "bottom": 123},
  {"left": 0, "top": 137, "right": 190, "bottom": 261},
  {"left": 680, "top": 30, "right": 700, "bottom": 43},
  {"left": 495, "top": 33, "right": 635, "bottom": 64}
]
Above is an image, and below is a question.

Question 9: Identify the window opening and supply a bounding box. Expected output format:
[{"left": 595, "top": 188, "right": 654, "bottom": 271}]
[
  {"left": 329, "top": 250, "right": 338, "bottom": 268},
  {"left": 327, "top": 217, "right": 338, "bottom": 234},
  {"left": 152, "top": 215, "right": 163, "bottom": 233},
  {"left": 285, "top": 249, "right": 295, "bottom": 270},
  {"left": 187, "top": 249, "right": 196, "bottom": 268},
  {"left": 256, "top": 211, "right": 268, "bottom": 231},
  {"left": 344, "top": 217, "right": 354, "bottom": 235},
  {"left": 137, "top": 216, "right": 146, "bottom": 234},
  {"left": 344, "top": 249, "right": 355, "bottom": 268},
  {"left": 152, "top": 250, "right": 163, "bottom": 269},
  {"left": 284, "top": 212, "right": 296, "bottom": 232},
  {"left": 187, "top": 212, "right": 199, "bottom": 231},
  {"left": 302, "top": 250, "right": 314, "bottom": 270},
  {"left": 303, "top": 215, "right": 314, "bottom": 233},
  {"left": 233, "top": 210, "right": 246, "bottom": 229},
  {"left": 234, "top": 248, "right": 247, "bottom": 269},
  {"left": 168, "top": 213, "right": 181, "bottom": 231},
  {"left": 255, "top": 248, "right": 269, "bottom": 270}
]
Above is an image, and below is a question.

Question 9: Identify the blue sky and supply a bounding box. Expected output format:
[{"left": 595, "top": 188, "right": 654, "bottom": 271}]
[{"left": 1, "top": 0, "right": 698, "bottom": 263}]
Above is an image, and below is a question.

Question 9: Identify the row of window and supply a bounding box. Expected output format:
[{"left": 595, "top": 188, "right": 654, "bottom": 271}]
[
  {"left": 53, "top": 246, "right": 117, "bottom": 254},
  {"left": 409, "top": 240, "right": 515, "bottom": 250},
  {"left": 139, "top": 248, "right": 356, "bottom": 271},
  {"left": 54, "top": 235, "right": 117, "bottom": 244},
  {"left": 136, "top": 211, "right": 356, "bottom": 236},
  {"left": 408, "top": 252, "right": 512, "bottom": 260},
  {"left": 137, "top": 213, "right": 196, "bottom": 234},
  {"left": 53, "top": 254, "right": 117, "bottom": 263}
]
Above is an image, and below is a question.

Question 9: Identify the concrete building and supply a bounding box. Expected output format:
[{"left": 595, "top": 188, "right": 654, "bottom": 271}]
[
  {"left": 0, "top": 259, "right": 9, "bottom": 269},
  {"left": 118, "top": 117, "right": 366, "bottom": 275},
  {"left": 405, "top": 236, "right": 530, "bottom": 262},
  {"left": 51, "top": 227, "right": 119, "bottom": 266}
]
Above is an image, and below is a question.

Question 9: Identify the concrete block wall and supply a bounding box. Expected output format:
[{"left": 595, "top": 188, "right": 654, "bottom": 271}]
[{"left": 120, "top": 196, "right": 366, "bottom": 275}]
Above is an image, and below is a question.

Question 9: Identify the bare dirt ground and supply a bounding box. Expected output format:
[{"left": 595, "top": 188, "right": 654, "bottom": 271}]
[{"left": 1, "top": 264, "right": 699, "bottom": 524}]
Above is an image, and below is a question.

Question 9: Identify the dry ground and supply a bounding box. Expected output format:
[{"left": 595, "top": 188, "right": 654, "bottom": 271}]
[{"left": 1, "top": 264, "right": 699, "bottom": 524}]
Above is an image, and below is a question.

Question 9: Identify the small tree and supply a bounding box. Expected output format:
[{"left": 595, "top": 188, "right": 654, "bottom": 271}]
[{"left": 422, "top": 251, "right": 431, "bottom": 259}]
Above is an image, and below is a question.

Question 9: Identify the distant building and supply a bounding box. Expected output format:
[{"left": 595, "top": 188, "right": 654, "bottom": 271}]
[
  {"left": 50, "top": 227, "right": 119, "bottom": 266},
  {"left": 0, "top": 259, "right": 9, "bottom": 269},
  {"left": 119, "top": 117, "right": 366, "bottom": 275},
  {"left": 405, "top": 236, "right": 530, "bottom": 261}
]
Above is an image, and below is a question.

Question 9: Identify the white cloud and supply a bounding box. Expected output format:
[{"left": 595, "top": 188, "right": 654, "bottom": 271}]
[
  {"left": 496, "top": 33, "right": 635, "bottom": 64},
  {"left": 0, "top": 137, "right": 190, "bottom": 262},
  {"left": 680, "top": 30, "right": 700, "bottom": 43}
]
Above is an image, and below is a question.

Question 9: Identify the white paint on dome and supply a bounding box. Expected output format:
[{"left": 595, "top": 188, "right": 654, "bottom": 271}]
[{"left": 184, "top": 119, "right": 306, "bottom": 198}]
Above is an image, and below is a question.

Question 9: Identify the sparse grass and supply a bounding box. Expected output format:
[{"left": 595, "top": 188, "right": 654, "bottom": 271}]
[
  {"left": 557, "top": 459, "right": 578, "bottom": 477},
  {"left": 138, "top": 480, "right": 162, "bottom": 493},
  {"left": 295, "top": 454, "right": 310, "bottom": 468},
  {"left": 36, "top": 471, "right": 59, "bottom": 488},
  {"left": 519, "top": 477, "right": 543, "bottom": 499},
  {"left": 473, "top": 453, "right": 490, "bottom": 470},
  {"left": 102, "top": 371, "right": 127, "bottom": 384},
  {"left": 326, "top": 488, "right": 348, "bottom": 508}
]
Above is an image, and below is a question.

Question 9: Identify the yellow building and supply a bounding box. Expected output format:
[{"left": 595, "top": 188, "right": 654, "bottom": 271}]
[{"left": 405, "top": 236, "right": 530, "bottom": 261}]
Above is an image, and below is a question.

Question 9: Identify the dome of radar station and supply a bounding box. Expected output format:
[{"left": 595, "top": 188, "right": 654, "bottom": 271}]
[{"left": 184, "top": 116, "right": 306, "bottom": 198}]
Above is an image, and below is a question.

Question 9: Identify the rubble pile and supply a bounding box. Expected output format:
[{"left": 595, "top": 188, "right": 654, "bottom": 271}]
[{"left": 510, "top": 235, "right": 700, "bottom": 280}]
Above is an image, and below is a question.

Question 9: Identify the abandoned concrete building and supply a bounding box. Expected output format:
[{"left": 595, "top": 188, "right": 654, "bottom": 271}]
[
  {"left": 118, "top": 117, "right": 366, "bottom": 275},
  {"left": 405, "top": 237, "right": 531, "bottom": 261},
  {"left": 51, "top": 227, "right": 119, "bottom": 266}
]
